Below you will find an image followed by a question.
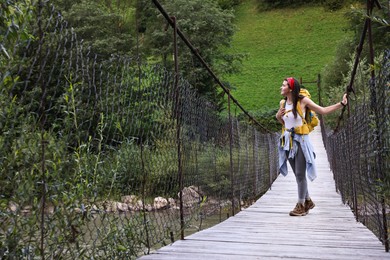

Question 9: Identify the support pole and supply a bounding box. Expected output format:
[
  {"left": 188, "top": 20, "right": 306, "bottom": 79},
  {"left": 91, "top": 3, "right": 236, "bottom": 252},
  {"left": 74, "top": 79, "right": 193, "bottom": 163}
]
[
  {"left": 172, "top": 16, "right": 184, "bottom": 240},
  {"left": 228, "top": 91, "right": 235, "bottom": 216}
]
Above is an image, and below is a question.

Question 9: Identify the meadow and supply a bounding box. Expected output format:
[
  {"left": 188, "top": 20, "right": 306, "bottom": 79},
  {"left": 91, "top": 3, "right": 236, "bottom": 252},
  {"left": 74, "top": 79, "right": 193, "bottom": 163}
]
[{"left": 224, "top": 1, "right": 351, "bottom": 113}]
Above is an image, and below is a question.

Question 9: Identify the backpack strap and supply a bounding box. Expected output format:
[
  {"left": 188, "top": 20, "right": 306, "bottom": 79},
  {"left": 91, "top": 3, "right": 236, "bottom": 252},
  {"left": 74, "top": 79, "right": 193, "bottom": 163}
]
[
  {"left": 281, "top": 99, "right": 307, "bottom": 127},
  {"left": 281, "top": 99, "right": 286, "bottom": 108},
  {"left": 280, "top": 99, "right": 311, "bottom": 148},
  {"left": 296, "top": 100, "right": 307, "bottom": 125}
]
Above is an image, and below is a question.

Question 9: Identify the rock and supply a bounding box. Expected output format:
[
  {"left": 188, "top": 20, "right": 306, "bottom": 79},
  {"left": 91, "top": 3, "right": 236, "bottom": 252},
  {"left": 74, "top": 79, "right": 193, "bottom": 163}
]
[
  {"left": 136, "top": 200, "right": 143, "bottom": 211},
  {"left": 21, "top": 205, "right": 32, "bottom": 214},
  {"left": 145, "top": 204, "right": 153, "bottom": 211},
  {"left": 154, "top": 197, "right": 168, "bottom": 210},
  {"left": 116, "top": 202, "right": 129, "bottom": 212},
  {"left": 168, "top": 198, "right": 176, "bottom": 207},
  {"left": 103, "top": 201, "right": 117, "bottom": 212},
  {"left": 8, "top": 201, "right": 19, "bottom": 212},
  {"left": 121, "top": 195, "right": 137, "bottom": 205},
  {"left": 91, "top": 204, "right": 100, "bottom": 213},
  {"left": 127, "top": 200, "right": 144, "bottom": 211},
  {"left": 179, "top": 186, "right": 202, "bottom": 207}
]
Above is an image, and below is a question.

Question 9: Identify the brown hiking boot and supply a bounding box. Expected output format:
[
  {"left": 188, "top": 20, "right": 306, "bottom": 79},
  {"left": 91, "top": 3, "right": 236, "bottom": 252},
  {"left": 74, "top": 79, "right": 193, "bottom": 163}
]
[
  {"left": 305, "top": 199, "right": 315, "bottom": 213},
  {"left": 289, "top": 203, "right": 307, "bottom": 216}
]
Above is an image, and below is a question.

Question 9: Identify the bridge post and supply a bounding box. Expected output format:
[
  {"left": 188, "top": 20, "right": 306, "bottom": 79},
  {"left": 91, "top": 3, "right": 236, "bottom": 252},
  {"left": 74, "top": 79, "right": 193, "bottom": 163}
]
[
  {"left": 228, "top": 91, "right": 235, "bottom": 216},
  {"left": 171, "top": 16, "right": 185, "bottom": 240},
  {"left": 37, "top": 0, "right": 47, "bottom": 258}
]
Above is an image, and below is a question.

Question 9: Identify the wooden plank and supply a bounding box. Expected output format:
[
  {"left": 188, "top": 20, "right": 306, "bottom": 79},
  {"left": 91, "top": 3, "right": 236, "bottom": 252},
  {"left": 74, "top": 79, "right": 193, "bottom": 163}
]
[
  {"left": 139, "top": 241, "right": 387, "bottom": 260},
  {"left": 138, "top": 126, "right": 389, "bottom": 259}
]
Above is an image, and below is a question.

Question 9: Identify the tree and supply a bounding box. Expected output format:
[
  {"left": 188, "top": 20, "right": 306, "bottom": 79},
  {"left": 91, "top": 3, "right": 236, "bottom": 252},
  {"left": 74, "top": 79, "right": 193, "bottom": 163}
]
[
  {"left": 347, "top": 0, "right": 390, "bottom": 52},
  {"left": 140, "top": 0, "right": 245, "bottom": 105},
  {"left": 51, "top": 0, "right": 137, "bottom": 59},
  {"left": 0, "top": 0, "right": 34, "bottom": 70}
]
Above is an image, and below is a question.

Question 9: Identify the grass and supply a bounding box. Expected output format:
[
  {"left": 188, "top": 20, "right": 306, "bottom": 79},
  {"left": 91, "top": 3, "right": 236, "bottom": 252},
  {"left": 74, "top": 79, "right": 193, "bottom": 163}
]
[{"left": 223, "top": 1, "right": 351, "bottom": 113}]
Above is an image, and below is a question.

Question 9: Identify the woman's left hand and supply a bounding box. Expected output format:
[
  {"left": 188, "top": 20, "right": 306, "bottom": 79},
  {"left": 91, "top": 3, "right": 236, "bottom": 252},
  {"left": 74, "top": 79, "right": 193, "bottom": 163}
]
[{"left": 341, "top": 93, "right": 348, "bottom": 106}]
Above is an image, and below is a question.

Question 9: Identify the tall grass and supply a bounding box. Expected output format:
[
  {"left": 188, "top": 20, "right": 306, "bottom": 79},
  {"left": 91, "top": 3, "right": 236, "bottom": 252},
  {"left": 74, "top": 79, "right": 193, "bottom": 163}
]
[{"left": 224, "top": 0, "right": 351, "bottom": 113}]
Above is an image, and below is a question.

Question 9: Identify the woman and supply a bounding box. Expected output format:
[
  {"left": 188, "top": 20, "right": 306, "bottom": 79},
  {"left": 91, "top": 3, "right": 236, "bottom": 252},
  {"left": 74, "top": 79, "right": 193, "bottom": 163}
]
[{"left": 275, "top": 77, "right": 347, "bottom": 216}]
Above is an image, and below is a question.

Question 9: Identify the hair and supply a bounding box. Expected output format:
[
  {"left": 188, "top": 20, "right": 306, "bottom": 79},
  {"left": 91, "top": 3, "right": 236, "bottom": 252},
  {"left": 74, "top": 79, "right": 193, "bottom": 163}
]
[{"left": 285, "top": 77, "right": 301, "bottom": 118}]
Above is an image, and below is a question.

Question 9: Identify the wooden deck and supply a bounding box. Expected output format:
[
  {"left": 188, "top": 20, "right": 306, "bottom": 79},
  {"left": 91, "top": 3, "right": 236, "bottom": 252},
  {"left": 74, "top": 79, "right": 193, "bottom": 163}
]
[{"left": 138, "top": 127, "right": 389, "bottom": 259}]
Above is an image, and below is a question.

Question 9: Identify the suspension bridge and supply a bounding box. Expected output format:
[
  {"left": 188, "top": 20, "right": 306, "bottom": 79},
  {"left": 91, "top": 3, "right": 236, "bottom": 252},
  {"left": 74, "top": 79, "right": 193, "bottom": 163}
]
[
  {"left": 0, "top": 0, "right": 388, "bottom": 259},
  {"left": 138, "top": 126, "right": 388, "bottom": 259}
]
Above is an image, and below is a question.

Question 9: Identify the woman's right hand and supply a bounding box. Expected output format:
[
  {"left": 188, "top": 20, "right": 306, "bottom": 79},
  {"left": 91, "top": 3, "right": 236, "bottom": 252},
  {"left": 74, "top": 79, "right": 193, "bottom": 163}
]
[{"left": 276, "top": 107, "right": 285, "bottom": 119}]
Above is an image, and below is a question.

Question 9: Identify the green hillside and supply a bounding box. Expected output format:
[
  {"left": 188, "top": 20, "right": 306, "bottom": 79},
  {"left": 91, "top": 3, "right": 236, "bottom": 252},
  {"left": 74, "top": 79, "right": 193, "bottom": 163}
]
[{"left": 224, "top": 1, "right": 350, "bottom": 113}]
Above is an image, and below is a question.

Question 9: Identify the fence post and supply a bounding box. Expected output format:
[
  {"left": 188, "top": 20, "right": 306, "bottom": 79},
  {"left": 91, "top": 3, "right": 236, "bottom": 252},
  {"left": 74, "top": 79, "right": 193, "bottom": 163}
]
[
  {"left": 171, "top": 16, "right": 184, "bottom": 240},
  {"left": 37, "top": 1, "right": 47, "bottom": 258},
  {"left": 267, "top": 134, "right": 274, "bottom": 189},
  {"left": 317, "top": 74, "right": 322, "bottom": 106},
  {"left": 228, "top": 91, "right": 235, "bottom": 216},
  {"left": 252, "top": 128, "right": 257, "bottom": 197},
  {"left": 140, "top": 138, "right": 150, "bottom": 253}
]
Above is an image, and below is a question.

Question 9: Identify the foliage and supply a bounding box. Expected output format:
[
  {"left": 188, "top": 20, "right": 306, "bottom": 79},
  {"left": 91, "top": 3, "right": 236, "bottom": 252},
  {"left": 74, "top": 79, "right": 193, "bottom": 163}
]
[
  {"left": 95, "top": 215, "right": 142, "bottom": 258},
  {"left": 187, "top": 142, "right": 231, "bottom": 195},
  {"left": 319, "top": 0, "right": 359, "bottom": 11},
  {"left": 320, "top": 0, "right": 389, "bottom": 127},
  {"left": 0, "top": 0, "right": 35, "bottom": 99},
  {"left": 140, "top": 0, "right": 245, "bottom": 106},
  {"left": 256, "top": 0, "right": 318, "bottom": 10},
  {"left": 216, "top": 0, "right": 242, "bottom": 10},
  {"left": 1, "top": 0, "right": 387, "bottom": 257},
  {"left": 321, "top": 38, "right": 355, "bottom": 91},
  {"left": 256, "top": 0, "right": 365, "bottom": 11},
  {"left": 224, "top": 1, "right": 349, "bottom": 113},
  {"left": 51, "top": 0, "right": 136, "bottom": 59},
  {"left": 0, "top": 0, "right": 35, "bottom": 63},
  {"left": 345, "top": 1, "right": 390, "bottom": 53},
  {"left": 0, "top": 1, "right": 39, "bottom": 200},
  {"left": 250, "top": 109, "right": 281, "bottom": 132}
]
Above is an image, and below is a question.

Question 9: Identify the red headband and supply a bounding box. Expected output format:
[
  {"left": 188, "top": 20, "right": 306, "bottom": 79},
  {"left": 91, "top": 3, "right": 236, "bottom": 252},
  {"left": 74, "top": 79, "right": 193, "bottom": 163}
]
[{"left": 287, "top": 77, "right": 295, "bottom": 90}]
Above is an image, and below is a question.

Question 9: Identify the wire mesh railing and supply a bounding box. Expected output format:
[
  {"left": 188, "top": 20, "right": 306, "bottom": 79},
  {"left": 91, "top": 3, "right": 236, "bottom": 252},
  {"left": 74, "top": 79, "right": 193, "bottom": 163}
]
[
  {"left": 318, "top": 2, "right": 389, "bottom": 252},
  {"left": 0, "top": 1, "right": 278, "bottom": 258},
  {"left": 321, "top": 49, "right": 390, "bottom": 252},
  {"left": 1, "top": 0, "right": 389, "bottom": 258}
]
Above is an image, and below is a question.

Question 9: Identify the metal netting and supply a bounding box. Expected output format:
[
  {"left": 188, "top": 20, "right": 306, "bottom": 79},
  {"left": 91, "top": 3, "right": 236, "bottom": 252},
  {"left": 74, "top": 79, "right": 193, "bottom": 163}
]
[
  {"left": 323, "top": 50, "right": 390, "bottom": 250},
  {"left": 0, "top": 1, "right": 279, "bottom": 258}
]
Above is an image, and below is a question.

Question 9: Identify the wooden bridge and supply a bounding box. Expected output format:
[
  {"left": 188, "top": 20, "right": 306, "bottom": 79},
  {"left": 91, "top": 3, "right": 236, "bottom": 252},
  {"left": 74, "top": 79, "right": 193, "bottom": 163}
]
[{"left": 139, "top": 126, "right": 388, "bottom": 259}]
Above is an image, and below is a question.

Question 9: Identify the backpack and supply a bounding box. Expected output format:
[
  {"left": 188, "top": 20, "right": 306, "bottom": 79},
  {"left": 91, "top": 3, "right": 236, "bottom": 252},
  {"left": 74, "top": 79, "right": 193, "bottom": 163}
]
[{"left": 281, "top": 88, "right": 319, "bottom": 135}]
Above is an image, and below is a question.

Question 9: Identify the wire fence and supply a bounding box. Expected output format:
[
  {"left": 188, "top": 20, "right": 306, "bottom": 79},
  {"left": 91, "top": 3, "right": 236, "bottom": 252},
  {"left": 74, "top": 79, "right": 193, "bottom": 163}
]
[
  {"left": 321, "top": 49, "right": 390, "bottom": 251},
  {"left": 0, "top": 1, "right": 278, "bottom": 258},
  {"left": 1, "top": 0, "right": 389, "bottom": 259}
]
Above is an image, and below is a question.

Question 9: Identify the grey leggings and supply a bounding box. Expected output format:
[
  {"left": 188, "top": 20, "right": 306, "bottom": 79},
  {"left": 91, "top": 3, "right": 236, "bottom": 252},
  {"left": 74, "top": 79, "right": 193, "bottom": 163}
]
[{"left": 286, "top": 143, "right": 309, "bottom": 202}]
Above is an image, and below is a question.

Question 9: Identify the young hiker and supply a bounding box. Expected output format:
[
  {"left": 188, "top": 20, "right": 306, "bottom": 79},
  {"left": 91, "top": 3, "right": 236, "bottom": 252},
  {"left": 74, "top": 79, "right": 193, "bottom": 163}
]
[{"left": 275, "top": 77, "right": 347, "bottom": 216}]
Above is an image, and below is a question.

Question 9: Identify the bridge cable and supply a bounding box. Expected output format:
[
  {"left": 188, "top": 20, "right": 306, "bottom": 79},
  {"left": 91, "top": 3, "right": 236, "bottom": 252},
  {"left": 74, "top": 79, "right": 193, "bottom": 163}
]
[
  {"left": 334, "top": 0, "right": 380, "bottom": 132},
  {"left": 151, "top": 0, "right": 271, "bottom": 133}
]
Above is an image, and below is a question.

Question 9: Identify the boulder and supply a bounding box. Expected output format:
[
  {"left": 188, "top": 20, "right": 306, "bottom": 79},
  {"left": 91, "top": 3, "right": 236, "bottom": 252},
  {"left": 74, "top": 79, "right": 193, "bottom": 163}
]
[
  {"left": 121, "top": 195, "right": 137, "bottom": 205},
  {"left": 154, "top": 197, "right": 168, "bottom": 210},
  {"left": 168, "top": 198, "right": 176, "bottom": 207},
  {"left": 103, "top": 201, "right": 118, "bottom": 212},
  {"left": 116, "top": 202, "right": 130, "bottom": 212},
  {"left": 179, "top": 186, "right": 202, "bottom": 207}
]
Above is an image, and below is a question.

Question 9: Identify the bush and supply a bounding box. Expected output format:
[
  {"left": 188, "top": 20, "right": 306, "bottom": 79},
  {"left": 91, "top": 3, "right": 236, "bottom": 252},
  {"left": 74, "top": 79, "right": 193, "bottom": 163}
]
[
  {"left": 320, "top": 0, "right": 345, "bottom": 11},
  {"left": 216, "top": 0, "right": 242, "bottom": 10},
  {"left": 246, "top": 109, "right": 281, "bottom": 133},
  {"left": 321, "top": 37, "right": 355, "bottom": 94},
  {"left": 256, "top": 0, "right": 318, "bottom": 10}
]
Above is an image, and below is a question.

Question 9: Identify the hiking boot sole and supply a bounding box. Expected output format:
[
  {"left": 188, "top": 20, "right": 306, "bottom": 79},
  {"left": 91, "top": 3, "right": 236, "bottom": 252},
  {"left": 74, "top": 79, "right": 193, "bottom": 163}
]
[
  {"left": 289, "top": 211, "right": 307, "bottom": 216},
  {"left": 305, "top": 200, "right": 315, "bottom": 213}
]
